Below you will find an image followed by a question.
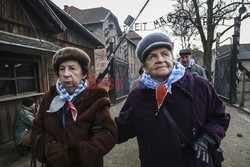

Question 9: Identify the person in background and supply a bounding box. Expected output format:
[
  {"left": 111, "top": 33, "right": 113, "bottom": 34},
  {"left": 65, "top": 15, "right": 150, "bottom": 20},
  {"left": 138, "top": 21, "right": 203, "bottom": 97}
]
[
  {"left": 31, "top": 47, "right": 117, "bottom": 167},
  {"left": 203, "top": 65, "right": 211, "bottom": 80},
  {"left": 12, "top": 97, "right": 38, "bottom": 156},
  {"left": 115, "top": 32, "right": 230, "bottom": 167},
  {"left": 179, "top": 49, "right": 208, "bottom": 79},
  {"left": 132, "top": 65, "right": 144, "bottom": 89}
]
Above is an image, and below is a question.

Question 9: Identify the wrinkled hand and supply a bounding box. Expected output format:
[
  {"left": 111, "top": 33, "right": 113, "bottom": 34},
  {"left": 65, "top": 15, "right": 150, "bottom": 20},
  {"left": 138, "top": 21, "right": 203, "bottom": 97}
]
[
  {"left": 192, "top": 134, "right": 216, "bottom": 164},
  {"left": 90, "top": 122, "right": 107, "bottom": 137},
  {"left": 192, "top": 72, "right": 199, "bottom": 76}
]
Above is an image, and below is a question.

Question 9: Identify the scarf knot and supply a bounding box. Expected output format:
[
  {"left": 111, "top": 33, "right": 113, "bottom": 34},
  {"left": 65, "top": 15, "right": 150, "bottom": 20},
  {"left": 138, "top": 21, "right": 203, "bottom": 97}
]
[
  {"left": 56, "top": 79, "right": 88, "bottom": 122},
  {"left": 46, "top": 79, "right": 88, "bottom": 123},
  {"left": 140, "top": 62, "right": 185, "bottom": 109}
]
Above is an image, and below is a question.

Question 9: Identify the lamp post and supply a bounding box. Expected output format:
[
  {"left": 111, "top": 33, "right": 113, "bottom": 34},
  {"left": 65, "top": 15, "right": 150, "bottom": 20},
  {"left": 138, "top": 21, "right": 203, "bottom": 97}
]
[{"left": 230, "top": 1, "right": 246, "bottom": 104}]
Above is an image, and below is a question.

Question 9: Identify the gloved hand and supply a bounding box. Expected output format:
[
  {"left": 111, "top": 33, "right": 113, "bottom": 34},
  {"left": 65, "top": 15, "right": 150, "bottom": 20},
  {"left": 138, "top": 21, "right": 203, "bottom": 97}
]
[
  {"left": 89, "top": 122, "right": 107, "bottom": 137},
  {"left": 192, "top": 134, "right": 216, "bottom": 164}
]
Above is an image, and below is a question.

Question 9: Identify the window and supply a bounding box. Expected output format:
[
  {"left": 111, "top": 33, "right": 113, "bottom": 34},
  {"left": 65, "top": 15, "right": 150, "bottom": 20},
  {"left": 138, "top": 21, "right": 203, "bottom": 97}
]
[{"left": 0, "top": 62, "right": 38, "bottom": 96}]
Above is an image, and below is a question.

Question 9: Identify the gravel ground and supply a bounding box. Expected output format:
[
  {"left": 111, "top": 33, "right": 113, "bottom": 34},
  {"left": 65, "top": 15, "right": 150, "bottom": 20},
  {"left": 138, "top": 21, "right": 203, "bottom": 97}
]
[
  {"left": 221, "top": 104, "right": 250, "bottom": 167},
  {"left": 104, "top": 99, "right": 140, "bottom": 167}
]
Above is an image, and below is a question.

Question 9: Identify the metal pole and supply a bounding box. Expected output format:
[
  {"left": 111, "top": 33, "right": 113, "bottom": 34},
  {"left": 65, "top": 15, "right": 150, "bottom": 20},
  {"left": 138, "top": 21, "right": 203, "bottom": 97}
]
[
  {"left": 108, "top": 42, "right": 116, "bottom": 104},
  {"left": 96, "top": 0, "right": 150, "bottom": 84}
]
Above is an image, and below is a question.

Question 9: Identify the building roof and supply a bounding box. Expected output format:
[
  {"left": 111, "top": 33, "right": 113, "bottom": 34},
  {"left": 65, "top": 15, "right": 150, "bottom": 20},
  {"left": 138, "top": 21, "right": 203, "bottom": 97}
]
[
  {"left": 127, "top": 37, "right": 137, "bottom": 47},
  {"left": 0, "top": 30, "right": 61, "bottom": 55},
  {"left": 217, "top": 44, "right": 250, "bottom": 60},
  {"left": 127, "top": 30, "right": 142, "bottom": 45},
  {"left": 65, "top": 6, "right": 123, "bottom": 35},
  {"left": 65, "top": 6, "right": 110, "bottom": 24},
  {"left": 127, "top": 30, "right": 141, "bottom": 39},
  {"left": 46, "top": 0, "right": 104, "bottom": 47}
]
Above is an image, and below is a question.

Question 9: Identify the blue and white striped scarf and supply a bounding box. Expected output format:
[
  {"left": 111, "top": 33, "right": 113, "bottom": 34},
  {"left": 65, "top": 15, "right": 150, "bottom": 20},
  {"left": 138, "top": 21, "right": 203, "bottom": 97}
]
[
  {"left": 56, "top": 79, "right": 88, "bottom": 101},
  {"left": 140, "top": 62, "right": 185, "bottom": 94},
  {"left": 46, "top": 79, "right": 88, "bottom": 122},
  {"left": 188, "top": 59, "right": 195, "bottom": 68}
]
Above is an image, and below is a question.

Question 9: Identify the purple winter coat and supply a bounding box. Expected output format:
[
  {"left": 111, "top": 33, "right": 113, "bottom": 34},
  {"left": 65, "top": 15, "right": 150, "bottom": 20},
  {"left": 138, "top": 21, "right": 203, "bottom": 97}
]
[{"left": 115, "top": 70, "right": 230, "bottom": 167}]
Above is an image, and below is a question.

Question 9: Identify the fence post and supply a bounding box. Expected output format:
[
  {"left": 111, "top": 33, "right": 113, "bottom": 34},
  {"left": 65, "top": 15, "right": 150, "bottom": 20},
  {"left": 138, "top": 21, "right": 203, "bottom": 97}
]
[
  {"left": 230, "top": 17, "right": 241, "bottom": 104},
  {"left": 213, "top": 33, "right": 220, "bottom": 87},
  {"left": 239, "top": 70, "right": 246, "bottom": 107}
]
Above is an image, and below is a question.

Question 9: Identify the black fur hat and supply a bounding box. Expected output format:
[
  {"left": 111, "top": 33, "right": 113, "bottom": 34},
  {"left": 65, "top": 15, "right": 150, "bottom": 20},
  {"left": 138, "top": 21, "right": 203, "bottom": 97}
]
[
  {"left": 52, "top": 47, "right": 90, "bottom": 75},
  {"left": 22, "top": 97, "right": 34, "bottom": 107},
  {"left": 136, "top": 32, "right": 173, "bottom": 63},
  {"left": 179, "top": 49, "right": 191, "bottom": 56}
]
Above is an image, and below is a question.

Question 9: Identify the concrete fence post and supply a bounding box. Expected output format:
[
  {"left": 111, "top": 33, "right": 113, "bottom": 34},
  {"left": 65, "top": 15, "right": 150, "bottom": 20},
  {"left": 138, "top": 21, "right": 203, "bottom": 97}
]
[{"left": 239, "top": 70, "right": 246, "bottom": 107}]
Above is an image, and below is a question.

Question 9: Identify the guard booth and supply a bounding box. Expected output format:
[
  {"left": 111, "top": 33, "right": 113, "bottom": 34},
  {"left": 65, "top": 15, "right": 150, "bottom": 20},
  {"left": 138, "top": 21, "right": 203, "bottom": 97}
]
[
  {"left": 108, "top": 39, "right": 130, "bottom": 104},
  {"left": 214, "top": 17, "right": 244, "bottom": 104},
  {"left": 112, "top": 58, "right": 129, "bottom": 102},
  {"left": 214, "top": 45, "right": 234, "bottom": 101}
]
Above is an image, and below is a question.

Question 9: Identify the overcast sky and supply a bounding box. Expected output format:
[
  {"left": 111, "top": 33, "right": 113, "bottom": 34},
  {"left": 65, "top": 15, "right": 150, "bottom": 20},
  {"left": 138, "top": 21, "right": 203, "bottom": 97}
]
[{"left": 51, "top": 0, "right": 250, "bottom": 53}]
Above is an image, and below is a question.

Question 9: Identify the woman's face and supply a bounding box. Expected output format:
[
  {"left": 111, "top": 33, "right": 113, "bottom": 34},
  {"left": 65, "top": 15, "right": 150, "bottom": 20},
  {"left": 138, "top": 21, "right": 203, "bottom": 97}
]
[
  {"left": 144, "top": 47, "right": 174, "bottom": 81},
  {"left": 58, "top": 60, "right": 84, "bottom": 94}
]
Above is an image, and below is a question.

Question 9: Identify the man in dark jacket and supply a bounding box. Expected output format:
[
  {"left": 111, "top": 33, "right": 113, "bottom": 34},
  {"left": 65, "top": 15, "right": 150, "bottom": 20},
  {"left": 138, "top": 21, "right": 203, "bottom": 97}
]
[
  {"left": 115, "top": 32, "right": 230, "bottom": 167},
  {"left": 179, "top": 49, "right": 208, "bottom": 79}
]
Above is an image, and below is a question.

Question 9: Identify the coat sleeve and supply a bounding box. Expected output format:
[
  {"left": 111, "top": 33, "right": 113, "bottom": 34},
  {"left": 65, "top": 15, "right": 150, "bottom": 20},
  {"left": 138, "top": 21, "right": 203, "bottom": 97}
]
[
  {"left": 200, "top": 79, "right": 230, "bottom": 146},
  {"left": 201, "top": 68, "right": 208, "bottom": 80},
  {"left": 20, "top": 109, "right": 35, "bottom": 127},
  {"left": 115, "top": 93, "right": 136, "bottom": 143},
  {"left": 65, "top": 97, "right": 117, "bottom": 166},
  {"left": 31, "top": 93, "right": 59, "bottom": 163}
]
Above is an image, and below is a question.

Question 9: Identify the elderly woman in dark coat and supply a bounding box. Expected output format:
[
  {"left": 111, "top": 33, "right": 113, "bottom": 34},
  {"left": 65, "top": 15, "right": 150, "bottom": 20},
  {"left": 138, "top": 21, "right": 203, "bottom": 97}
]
[
  {"left": 115, "top": 32, "right": 230, "bottom": 167},
  {"left": 32, "top": 47, "right": 117, "bottom": 167}
]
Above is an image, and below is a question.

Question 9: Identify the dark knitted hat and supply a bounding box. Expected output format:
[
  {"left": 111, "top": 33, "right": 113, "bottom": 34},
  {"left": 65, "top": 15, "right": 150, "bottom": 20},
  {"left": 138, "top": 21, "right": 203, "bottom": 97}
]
[
  {"left": 136, "top": 32, "right": 173, "bottom": 63},
  {"left": 52, "top": 47, "right": 90, "bottom": 74},
  {"left": 179, "top": 49, "right": 191, "bottom": 56},
  {"left": 22, "top": 97, "right": 34, "bottom": 107}
]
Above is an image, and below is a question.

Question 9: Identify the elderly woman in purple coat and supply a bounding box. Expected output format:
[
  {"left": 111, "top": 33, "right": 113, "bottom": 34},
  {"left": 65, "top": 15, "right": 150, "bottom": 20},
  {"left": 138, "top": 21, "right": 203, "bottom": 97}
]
[{"left": 115, "top": 32, "right": 230, "bottom": 167}]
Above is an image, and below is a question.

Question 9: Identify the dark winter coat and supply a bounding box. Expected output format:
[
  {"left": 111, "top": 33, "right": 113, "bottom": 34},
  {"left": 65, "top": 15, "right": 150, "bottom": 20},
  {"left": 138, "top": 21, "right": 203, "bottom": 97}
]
[
  {"left": 32, "top": 85, "right": 117, "bottom": 167},
  {"left": 115, "top": 70, "right": 230, "bottom": 167},
  {"left": 12, "top": 106, "right": 35, "bottom": 146}
]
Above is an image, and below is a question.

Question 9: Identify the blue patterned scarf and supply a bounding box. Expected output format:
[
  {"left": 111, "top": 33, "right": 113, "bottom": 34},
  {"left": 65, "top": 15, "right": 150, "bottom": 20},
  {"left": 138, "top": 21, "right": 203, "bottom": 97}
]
[
  {"left": 56, "top": 79, "right": 88, "bottom": 101},
  {"left": 188, "top": 59, "right": 195, "bottom": 68},
  {"left": 140, "top": 62, "right": 185, "bottom": 94}
]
